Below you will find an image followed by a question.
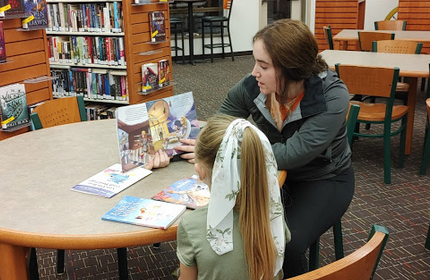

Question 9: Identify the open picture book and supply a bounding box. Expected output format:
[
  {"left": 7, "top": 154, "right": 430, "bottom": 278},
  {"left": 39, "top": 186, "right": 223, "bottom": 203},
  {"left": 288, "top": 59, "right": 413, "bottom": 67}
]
[
  {"left": 151, "top": 176, "right": 210, "bottom": 209},
  {"left": 116, "top": 91, "right": 199, "bottom": 172},
  {"left": 102, "top": 195, "right": 186, "bottom": 230}
]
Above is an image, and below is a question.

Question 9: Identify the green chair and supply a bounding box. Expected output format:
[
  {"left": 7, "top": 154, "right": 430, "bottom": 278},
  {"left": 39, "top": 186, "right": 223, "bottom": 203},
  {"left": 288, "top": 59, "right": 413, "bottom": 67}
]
[
  {"left": 323, "top": 25, "right": 334, "bottom": 50},
  {"left": 425, "top": 221, "right": 430, "bottom": 249},
  {"left": 358, "top": 31, "right": 394, "bottom": 52},
  {"left": 420, "top": 97, "right": 430, "bottom": 175},
  {"left": 288, "top": 225, "right": 389, "bottom": 280},
  {"left": 30, "top": 96, "right": 87, "bottom": 130},
  {"left": 337, "top": 64, "right": 408, "bottom": 184},
  {"left": 307, "top": 103, "right": 360, "bottom": 271}
]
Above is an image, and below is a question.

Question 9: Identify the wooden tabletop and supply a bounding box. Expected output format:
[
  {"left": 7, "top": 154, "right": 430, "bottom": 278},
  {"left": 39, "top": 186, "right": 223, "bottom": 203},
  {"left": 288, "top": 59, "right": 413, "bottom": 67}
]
[
  {"left": 0, "top": 119, "right": 196, "bottom": 250},
  {"left": 320, "top": 49, "right": 430, "bottom": 78},
  {"left": 333, "top": 29, "right": 430, "bottom": 42}
]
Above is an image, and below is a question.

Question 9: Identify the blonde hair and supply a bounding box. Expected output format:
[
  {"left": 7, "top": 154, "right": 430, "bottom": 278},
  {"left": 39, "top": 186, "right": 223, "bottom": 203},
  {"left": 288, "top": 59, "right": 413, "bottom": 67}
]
[{"left": 196, "top": 114, "right": 277, "bottom": 280}]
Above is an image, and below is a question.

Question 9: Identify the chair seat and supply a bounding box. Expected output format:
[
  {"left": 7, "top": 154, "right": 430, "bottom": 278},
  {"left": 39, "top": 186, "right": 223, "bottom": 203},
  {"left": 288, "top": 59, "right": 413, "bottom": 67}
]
[
  {"left": 396, "top": 82, "right": 409, "bottom": 92},
  {"left": 202, "top": 16, "right": 228, "bottom": 22},
  {"left": 351, "top": 101, "right": 408, "bottom": 122}
]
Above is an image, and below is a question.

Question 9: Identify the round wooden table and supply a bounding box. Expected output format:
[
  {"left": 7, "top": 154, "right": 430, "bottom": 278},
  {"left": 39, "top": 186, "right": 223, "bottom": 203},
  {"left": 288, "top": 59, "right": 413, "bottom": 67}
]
[{"left": 0, "top": 119, "right": 195, "bottom": 280}]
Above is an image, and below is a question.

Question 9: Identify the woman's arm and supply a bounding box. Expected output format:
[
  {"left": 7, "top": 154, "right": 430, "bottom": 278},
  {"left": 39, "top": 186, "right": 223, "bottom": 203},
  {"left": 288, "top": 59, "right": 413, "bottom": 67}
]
[{"left": 178, "top": 262, "right": 198, "bottom": 280}]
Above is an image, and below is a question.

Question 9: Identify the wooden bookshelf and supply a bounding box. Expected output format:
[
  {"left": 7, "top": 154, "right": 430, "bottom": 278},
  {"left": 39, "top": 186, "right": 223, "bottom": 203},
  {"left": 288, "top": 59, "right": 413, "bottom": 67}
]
[
  {"left": 46, "top": 0, "right": 173, "bottom": 105},
  {"left": 0, "top": 18, "right": 52, "bottom": 140}
]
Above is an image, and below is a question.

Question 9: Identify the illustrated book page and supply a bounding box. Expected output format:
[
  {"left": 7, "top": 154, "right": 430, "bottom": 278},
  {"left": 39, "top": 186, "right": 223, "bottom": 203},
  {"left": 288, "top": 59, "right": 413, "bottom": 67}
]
[
  {"left": 71, "top": 163, "right": 152, "bottom": 198},
  {"left": 101, "top": 195, "right": 186, "bottom": 229},
  {"left": 116, "top": 91, "right": 200, "bottom": 172},
  {"left": 151, "top": 176, "right": 210, "bottom": 209}
]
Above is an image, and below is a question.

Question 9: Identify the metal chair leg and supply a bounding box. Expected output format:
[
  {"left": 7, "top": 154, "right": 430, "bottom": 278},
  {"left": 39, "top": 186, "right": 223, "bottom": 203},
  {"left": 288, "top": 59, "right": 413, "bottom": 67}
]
[
  {"left": 57, "top": 249, "right": 65, "bottom": 274},
  {"left": 333, "top": 220, "right": 345, "bottom": 260},
  {"left": 227, "top": 25, "right": 234, "bottom": 61},
  {"left": 308, "top": 237, "right": 320, "bottom": 271},
  {"left": 425, "top": 222, "right": 430, "bottom": 249},
  {"left": 29, "top": 248, "right": 40, "bottom": 280},
  {"left": 221, "top": 23, "right": 225, "bottom": 59},
  {"left": 117, "top": 247, "right": 128, "bottom": 280},
  {"left": 209, "top": 22, "right": 214, "bottom": 63}
]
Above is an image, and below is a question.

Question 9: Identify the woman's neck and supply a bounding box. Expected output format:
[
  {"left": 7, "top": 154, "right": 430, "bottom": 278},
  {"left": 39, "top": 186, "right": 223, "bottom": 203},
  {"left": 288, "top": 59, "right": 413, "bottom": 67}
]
[{"left": 285, "top": 80, "right": 305, "bottom": 103}]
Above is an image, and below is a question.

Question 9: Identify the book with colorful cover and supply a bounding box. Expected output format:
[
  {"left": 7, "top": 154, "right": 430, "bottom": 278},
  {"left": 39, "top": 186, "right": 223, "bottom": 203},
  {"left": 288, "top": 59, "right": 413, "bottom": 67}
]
[
  {"left": 151, "top": 176, "right": 210, "bottom": 209},
  {"left": 0, "top": 21, "right": 5, "bottom": 62},
  {"left": 141, "top": 62, "right": 158, "bottom": 93},
  {"left": 0, "top": 83, "right": 30, "bottom": 130},
  {"left": 101, "top": 195, "right": 186, "bottom": 229},
  {"left": 22, "top": 0, "right": 48, "bottom": 29},
  {"left": 0, "top": 0, "right": 26, "bottom": 17},
  {"left": 116, "top": 91, "right": 200, "bottom": 172},
  {"left": 71, "top": 163, "right": 152, "bottom": 198},
  {"left": 148, "top": 11, "right": 165, "bottom": 43},
  {"left": 158, "top": 59, "right": 170, "bottom": 88}
]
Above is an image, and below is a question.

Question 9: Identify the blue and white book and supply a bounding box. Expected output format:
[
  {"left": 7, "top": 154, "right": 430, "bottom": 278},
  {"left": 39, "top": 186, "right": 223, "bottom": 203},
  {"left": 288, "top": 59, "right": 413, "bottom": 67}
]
[
  {"left": 71, "top": 163, "right": 152, "bottom": 198},
  {"left": 102, "top": 196, "right": 186, "bottom": 229}
]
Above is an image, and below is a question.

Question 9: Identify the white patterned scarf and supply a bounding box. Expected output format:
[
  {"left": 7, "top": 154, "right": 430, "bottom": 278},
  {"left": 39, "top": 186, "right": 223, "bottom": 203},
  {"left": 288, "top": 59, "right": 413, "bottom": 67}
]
[{"left": 206, "top": 118, "right": 285, "bottom": 276}]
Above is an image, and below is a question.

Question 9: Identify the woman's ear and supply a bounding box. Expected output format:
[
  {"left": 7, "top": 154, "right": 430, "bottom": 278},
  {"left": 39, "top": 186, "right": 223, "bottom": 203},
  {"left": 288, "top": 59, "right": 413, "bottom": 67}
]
[{"left": 194, "top": 163, "right": 207, "bottom": 181}]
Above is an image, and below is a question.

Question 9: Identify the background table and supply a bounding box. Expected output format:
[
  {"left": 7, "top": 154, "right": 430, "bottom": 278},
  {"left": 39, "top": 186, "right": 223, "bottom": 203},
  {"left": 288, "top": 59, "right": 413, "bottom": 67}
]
[
  {"left": 320, "top": 49, "right": 430, "bottom": 155},
  {"left": 0, "top": 120, "right": 196, "bottom": 280},
  {"left": 333, "top": 29, "right": 430, "bottom": 50}
]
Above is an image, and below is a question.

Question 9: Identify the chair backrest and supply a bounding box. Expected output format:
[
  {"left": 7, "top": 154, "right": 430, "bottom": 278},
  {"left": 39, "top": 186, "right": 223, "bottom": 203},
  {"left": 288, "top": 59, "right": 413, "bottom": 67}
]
[
  {"left": 374, "top": 20, "right": 407, "bottom": 31},
  {"left": 30, "top": 96, "right": 87, "bottom": 130},
  {"left": 372, "top": 40, "right": 422, "bottom": 54},
  {"left": 223, "top": 0, "right": 233, "bottom": 19},
  {"left": 358, "top": 31, "right": 395, "bottom": 51},
  {"left": 286, "top": 224, "right": 389, "bottom": 280},
  {"left": 346, "top": 104, "right": 360, "bottom": 146},
  {"left": 323, "top": 26, "right": 334, "bottom": 50},
  {"left": 336, "top": 64, "right": 399, "bottom": 121},
  {"left": 278, "top": 170, "right": 287, "bottom": 188}
]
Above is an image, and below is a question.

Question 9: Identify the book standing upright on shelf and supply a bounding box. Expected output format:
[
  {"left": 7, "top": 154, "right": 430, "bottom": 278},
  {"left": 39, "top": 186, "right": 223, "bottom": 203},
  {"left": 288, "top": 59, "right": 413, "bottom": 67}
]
[
  {"left": 0, "top": 21, "right": 6, "bottom": 63},
  {"left": 22, "top": 0, "right": 48, "bottom": 29},
  {"left": 158, "top": 59, "right": 170, "bottom": 88},
  {"left": 0, "top": 83, "right": 30, "bottom": 130},
  {"left": 141, "top": 62, "right": 158, "bottom": 93},
  {"left": 149, "top": 11, "right": 165, "bottom": 43},
  {"left": 151, "top": 176, "right": 210, "bottom": 209},
  {"left": 116, "top": 91, "right": 200, "bottom": 172},
  {"left": 102, "top": 195, "right": 186, "bottom": 230}
]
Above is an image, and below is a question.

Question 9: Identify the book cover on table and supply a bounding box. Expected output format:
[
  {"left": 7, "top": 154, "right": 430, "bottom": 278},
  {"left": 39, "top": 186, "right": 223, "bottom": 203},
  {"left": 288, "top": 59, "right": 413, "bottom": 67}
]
[
  {"left": 116, "top": 91, "right": 200, "bottom": 172},
  {"left": 151, "top": 176, "right": 210, "bottom": 209},
  {"left": 71, "top": 163, "right": 152, "bottom": 198},
  {"left": 0, "top": 83, "right": 30, "bottom": 130},
  {"left": 102, "top": 195, "right": 186, "bottom": 230}
]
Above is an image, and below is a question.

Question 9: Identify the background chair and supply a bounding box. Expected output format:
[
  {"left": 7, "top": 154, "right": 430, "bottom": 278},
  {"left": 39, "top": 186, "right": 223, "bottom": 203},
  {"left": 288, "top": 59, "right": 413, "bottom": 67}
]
[
  {"left": 30, "top": 97, "right": 128, "bottom": 280},
  {"left": 374, "top": 20, "right": 407, "bottom": 31},
  {"left": 30, "top": 96, "right": 87, "bottom": 130},
  {"left": 286, "top": 224, "right": 389, "bottom": 280},
  {"left": 358, "top": 31, "right": 394, "bottom": 52},
  {"left": 337, "top": 64, "right": 408, "bottom": 184},
  {"left": 371, "top": 40, "right": 423, "bottom": 106},
  {"left": 201, "top": 0, "right": 234, "bottom": 63},
  {"left": 323, "top": 25, "right": 334, "bottom": 50},
  {"left": 170, "top": 17, "right": 185, "bottom": 64}
]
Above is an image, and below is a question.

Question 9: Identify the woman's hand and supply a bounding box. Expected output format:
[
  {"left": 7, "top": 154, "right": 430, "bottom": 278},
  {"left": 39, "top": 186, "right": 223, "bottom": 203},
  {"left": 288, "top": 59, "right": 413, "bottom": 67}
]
[
  {"left": 175, "top": 138, "right": 196, "bottom": 163},
  {"left": 145, "top": 150, "right": 170, "bottom": 170}
]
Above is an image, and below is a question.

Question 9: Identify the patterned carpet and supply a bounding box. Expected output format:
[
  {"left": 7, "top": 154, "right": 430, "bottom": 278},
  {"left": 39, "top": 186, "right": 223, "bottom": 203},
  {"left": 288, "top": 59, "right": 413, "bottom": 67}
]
[{"left": 36, "top": 55, "right": 430, "bottom": 279}]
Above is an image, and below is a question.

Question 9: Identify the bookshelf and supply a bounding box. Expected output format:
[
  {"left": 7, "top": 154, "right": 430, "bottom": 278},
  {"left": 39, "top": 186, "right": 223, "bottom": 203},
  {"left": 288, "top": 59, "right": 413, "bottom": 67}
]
[
  {"left": 0, "top": 18, "right": 52, "bottom": 140},
  {"left": 45, "top": 0, "right": 173, "bottom": 106}
]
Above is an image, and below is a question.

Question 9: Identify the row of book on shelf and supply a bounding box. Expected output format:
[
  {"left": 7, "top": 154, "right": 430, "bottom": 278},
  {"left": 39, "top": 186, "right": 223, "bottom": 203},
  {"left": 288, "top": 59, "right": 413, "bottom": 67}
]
[
  {"left": 48, "top": 36, "right": 126, "bottom": 66},
  {"left": 51, "top": 67, "right": 128, "bottom": 101},
  {"left": 47, "top": 2, "right": 123, "bottom": 34}
]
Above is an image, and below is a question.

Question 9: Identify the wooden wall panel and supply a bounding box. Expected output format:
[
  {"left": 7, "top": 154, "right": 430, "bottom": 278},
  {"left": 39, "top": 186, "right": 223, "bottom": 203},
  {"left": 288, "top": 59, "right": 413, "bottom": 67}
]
[
  {"left": 314, "top": 0, "right": 359, "bottom": 52},
  {"left": 398, "top": 0, "right": 430, "bottom": 53},
  {"left": 0, "top": 18, "right": 52, "bottom": 141}
]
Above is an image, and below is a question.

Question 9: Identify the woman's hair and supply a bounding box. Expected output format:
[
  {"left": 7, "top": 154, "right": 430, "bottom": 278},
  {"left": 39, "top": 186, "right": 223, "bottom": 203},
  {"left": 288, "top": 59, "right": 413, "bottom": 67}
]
[
  {"left": 196, "top": 114, "right": 276, "bottom": 280},
  {"left": 253, "top": 19, "right": 327, "bottom": 102}
]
